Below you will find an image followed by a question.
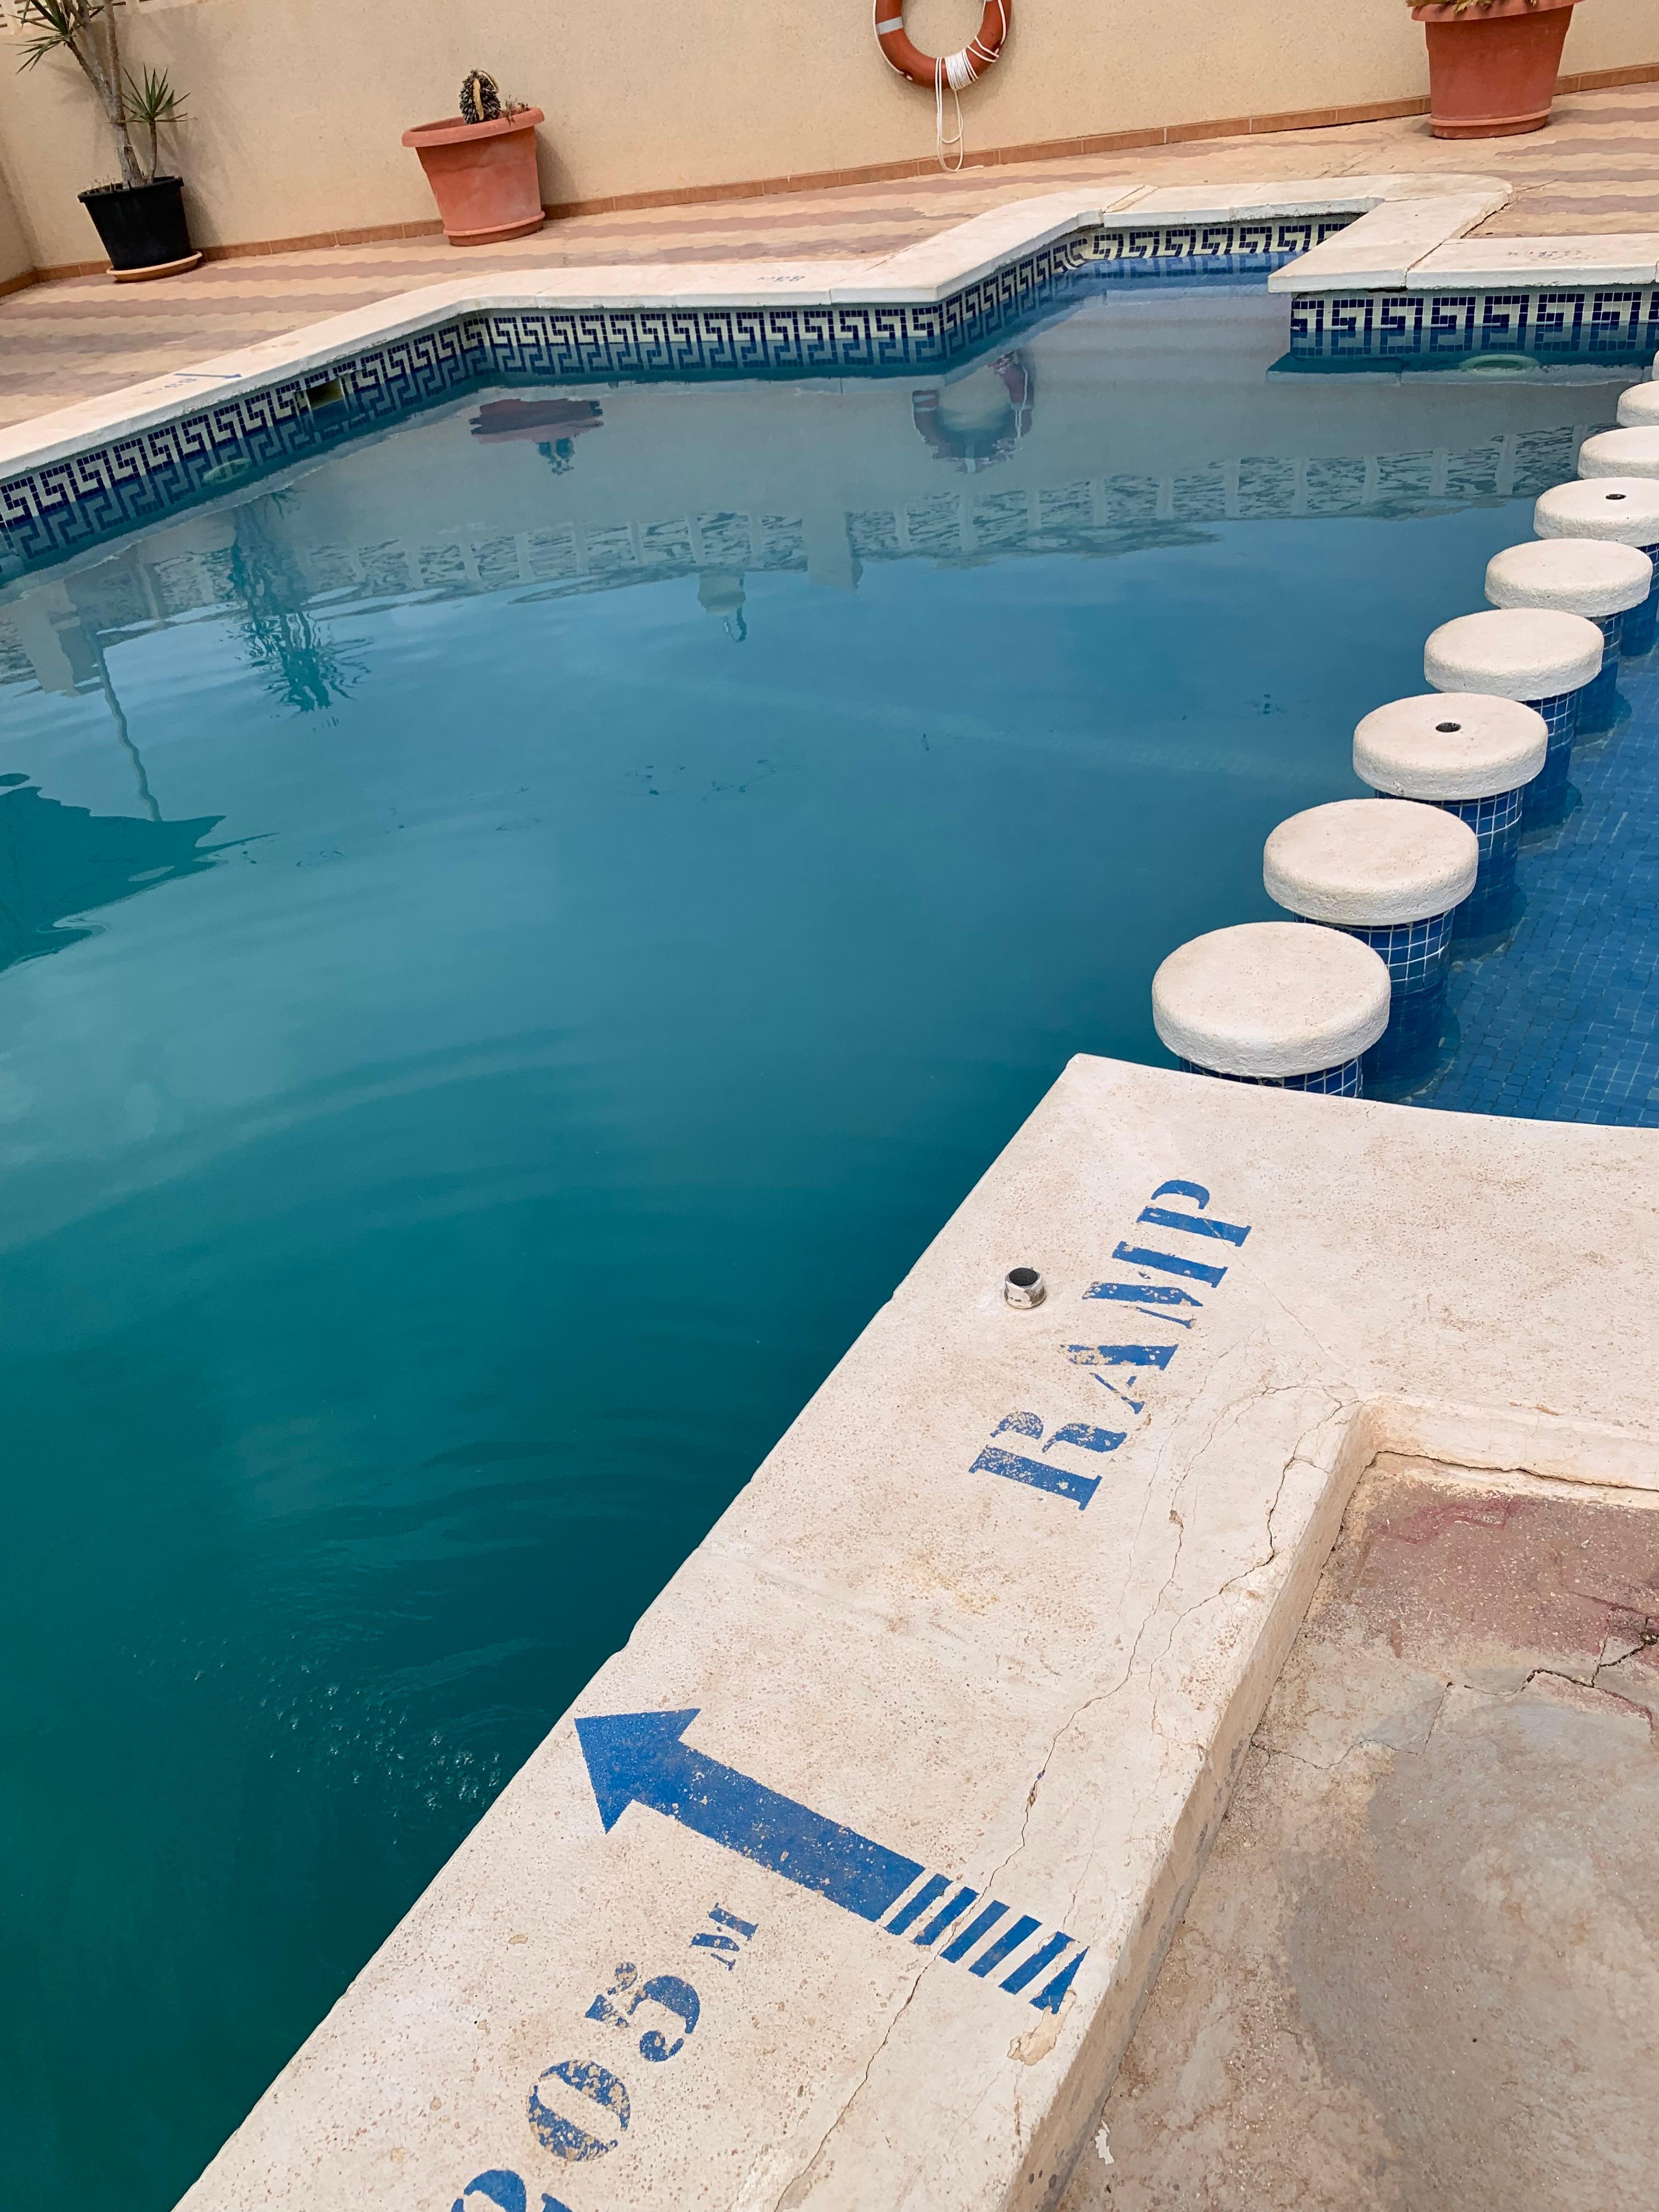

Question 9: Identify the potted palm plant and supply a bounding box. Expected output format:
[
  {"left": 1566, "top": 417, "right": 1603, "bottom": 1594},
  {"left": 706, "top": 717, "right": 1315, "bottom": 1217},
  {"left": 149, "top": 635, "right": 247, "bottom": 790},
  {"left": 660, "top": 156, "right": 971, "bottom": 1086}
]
[
  {"left": 1409, "top": 0, "right": 1582, "bottom": 139},
  {"left": 14, "top": 0, "right": 194, "bottom": 279}
]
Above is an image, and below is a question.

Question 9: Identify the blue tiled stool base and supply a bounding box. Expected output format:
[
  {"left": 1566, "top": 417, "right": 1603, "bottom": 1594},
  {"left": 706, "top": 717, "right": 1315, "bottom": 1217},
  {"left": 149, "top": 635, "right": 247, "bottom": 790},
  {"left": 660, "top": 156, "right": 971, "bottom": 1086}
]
[
  {"left": 1373, "top": 603, "right": 1659, "bottom": 1124},
  {"left": 1430, "top": 785, "right": 1524, "bottom": 854},
  {"left": 1179, "top": 1056, "right": 1363, "bottom": 1096},
  {"left": 1363, "top": 975, "right": 1450, "bottom": 1084},
  {"left": 1526, "top": 687, "right": 1580, "bottom": 749},
  {"left": 1521, "top": 687, "right": 1583, "bottom": 825},
  {"left": 1624, "top": 551, "right": 1659, "bottom": 659},
  {"left": 1328, "top": 910, "right": 1455, "bottom": 994},
  {"left": 1578, "top": 613, "right": 1624, "bottom": 735},
  {"left": 1409, "top": 788, "right": 1525, "bottom": 938},
  {"left": 1454, "top": 871, "right": 1523, "bottom": 943},
  {"left": 1377, "top": 785, "right": 1525, "bottom": 892}
]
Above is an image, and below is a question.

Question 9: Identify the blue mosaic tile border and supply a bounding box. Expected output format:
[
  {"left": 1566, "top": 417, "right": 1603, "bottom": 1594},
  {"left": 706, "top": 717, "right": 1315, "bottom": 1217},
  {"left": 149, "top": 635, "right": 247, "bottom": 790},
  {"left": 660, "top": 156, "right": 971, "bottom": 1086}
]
[
  {"left": 1289, "top": 284, "right": 1659, "bottom": 362},
  {"left": 0, "top": 318, "right": 491, "bottom": 569},
  {"left": 0, "top": 217, "right": 1359, "bottom": 573},
  {"left": 482, "top": 223, "right": 1103, "bottom": 381},
  {"left": 1090, "top": 217, "right": 1354, "bottom": 265}
]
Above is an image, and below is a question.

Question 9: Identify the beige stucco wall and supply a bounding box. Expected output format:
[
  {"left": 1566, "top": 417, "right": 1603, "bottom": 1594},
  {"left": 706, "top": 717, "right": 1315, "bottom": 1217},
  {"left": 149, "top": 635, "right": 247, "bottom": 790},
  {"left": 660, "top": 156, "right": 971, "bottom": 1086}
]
[
  {"left": 0, "top": 0, "right": 1652, "bottom": 269},
  {"left": 0, "top": 148, "right": 37, "bottom": 284}
]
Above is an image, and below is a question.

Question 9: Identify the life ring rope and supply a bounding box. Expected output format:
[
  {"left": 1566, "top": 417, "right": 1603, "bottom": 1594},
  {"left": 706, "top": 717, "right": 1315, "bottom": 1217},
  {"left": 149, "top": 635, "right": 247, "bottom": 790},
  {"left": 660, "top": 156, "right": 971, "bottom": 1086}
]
[{"left": 872, "top": 0, "right": 1010, "bottom": 171}]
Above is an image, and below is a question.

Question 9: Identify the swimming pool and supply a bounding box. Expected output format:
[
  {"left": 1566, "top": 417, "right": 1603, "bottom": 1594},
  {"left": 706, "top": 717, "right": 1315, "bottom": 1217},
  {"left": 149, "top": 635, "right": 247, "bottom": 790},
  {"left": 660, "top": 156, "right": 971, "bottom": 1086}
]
[{"left": 0, "top": 268, "right": 1645, "bottom": 2207}]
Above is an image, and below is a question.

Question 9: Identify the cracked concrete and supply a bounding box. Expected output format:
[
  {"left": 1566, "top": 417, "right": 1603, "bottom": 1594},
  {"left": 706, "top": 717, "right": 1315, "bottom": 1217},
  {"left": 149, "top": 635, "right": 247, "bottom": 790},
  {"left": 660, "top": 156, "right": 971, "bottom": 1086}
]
[
  {"left": 1061, "top": 1454, "right": 1659, "bottom": 2212},
  {"left": 173, "top": 1058, "right": 1659, "bottom": 2212}
]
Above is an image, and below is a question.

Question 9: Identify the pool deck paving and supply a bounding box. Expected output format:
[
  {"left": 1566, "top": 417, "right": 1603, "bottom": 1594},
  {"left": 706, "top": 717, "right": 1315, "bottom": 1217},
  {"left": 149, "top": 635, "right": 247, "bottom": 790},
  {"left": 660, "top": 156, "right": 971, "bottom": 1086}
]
[
  {"left": 1064, "top": 1453, "right": 1659, "bottom": 2212},
  {"left": 4, "top": 82, "right": 1659, "bottom": 431}
]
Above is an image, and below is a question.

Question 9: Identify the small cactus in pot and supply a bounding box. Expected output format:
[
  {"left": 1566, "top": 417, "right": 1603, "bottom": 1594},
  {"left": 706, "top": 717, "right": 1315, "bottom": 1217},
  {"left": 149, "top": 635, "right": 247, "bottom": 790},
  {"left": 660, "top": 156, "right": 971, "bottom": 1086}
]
[{"left": 402, "top": 67, "right": 546, "bottom": 245}]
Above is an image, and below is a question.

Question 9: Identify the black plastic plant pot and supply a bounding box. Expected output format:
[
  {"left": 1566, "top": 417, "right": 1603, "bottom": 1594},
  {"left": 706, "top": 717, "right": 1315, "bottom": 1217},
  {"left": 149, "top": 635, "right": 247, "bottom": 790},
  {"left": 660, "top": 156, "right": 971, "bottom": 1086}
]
[{"left": 78, "top": 176, "right": 193, "bottom": 273}]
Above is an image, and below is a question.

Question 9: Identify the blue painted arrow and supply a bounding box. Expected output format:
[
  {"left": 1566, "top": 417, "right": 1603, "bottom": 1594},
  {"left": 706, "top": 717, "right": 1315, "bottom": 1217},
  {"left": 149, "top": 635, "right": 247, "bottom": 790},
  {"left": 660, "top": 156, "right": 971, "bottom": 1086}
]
[
  {"left": 575, "top": 1708, "right": 926, "bottom": 1922},
  {"left": 577, "top": 1709, "right": 1088, "bottom": 2013}
]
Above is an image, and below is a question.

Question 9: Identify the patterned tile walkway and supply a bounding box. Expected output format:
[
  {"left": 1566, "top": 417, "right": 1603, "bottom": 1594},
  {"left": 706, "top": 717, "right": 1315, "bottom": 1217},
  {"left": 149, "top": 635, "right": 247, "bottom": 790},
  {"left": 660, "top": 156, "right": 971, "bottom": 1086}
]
[{"left": 3, "top": 83, "right": 1658, "bottom": 431}]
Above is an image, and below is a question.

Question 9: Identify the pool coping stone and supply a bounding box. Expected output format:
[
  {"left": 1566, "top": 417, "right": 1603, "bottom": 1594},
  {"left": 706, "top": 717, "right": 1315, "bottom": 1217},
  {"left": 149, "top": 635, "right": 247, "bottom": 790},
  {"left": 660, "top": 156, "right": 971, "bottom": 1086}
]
[
  {"left": 6, "top": 170, "right": 1656, "bottom": 495},
  {"left": 173, "top": 1056, "right": 1659, "bottom": 2212},
  {"left": 1407, "top": 234, "right": 1659, "bottom": 289}
]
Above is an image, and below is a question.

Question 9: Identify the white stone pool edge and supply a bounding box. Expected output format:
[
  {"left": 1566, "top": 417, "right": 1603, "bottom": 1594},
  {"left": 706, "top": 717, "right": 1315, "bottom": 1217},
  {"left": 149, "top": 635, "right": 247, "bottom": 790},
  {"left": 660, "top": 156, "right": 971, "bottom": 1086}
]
[
  {"left": 174, "top": 1056, "right": 1659, "bottom": 2212},
  {"left": 12, "top": 165, "right": 1654, "bottom": 482}
]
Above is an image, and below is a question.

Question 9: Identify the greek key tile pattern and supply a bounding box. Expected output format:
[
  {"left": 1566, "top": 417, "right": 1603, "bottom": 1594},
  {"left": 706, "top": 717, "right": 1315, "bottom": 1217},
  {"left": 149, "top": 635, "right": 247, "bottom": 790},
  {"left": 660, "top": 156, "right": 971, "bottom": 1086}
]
[
  {"left": 0, "top": 318, "right": 491, "bottom": 568},
  {"left": 1088, "top": 216, "right": 1354, "bottom": 278},
  {"left": 0, "top": 218, "right": 1361, "bottom": 571},
  {"left": 1289, "top": 284, "right": 1659, "bottom": 363}
]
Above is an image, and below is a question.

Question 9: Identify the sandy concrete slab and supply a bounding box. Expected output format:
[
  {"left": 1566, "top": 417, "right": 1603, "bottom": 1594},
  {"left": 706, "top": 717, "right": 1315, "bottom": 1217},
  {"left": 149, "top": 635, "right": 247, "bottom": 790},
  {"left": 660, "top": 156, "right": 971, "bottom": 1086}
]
[
  {"left": 1115, "top": 179, "right": 1395, "bottom": 223},
  {"left": 174, "top": 1057, "right": 1659, "bottom": 2212},
  {"left": 1063, "top": 1454, "right": 1659, "bottom": 2212},
  {"left": 1266, "top": 189, "right": 1509, "bottom": 291},
  {"left": 828, "top": 188, "right": 1148, "bottom": 301},
  {"left": 1115, "top": 175, "right": 1505, "bottom": 225},
  {"left": 0, "top": 280, "right": 478, "bottom": 475},
  {"left": 1407, "top": 232, "right": 1659, "bottom": 288}
]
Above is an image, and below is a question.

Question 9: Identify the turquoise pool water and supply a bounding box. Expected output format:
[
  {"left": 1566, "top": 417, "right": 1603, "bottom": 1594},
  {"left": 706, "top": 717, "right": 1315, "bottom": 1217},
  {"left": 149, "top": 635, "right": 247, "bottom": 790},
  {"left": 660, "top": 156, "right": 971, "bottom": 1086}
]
[{"left": 0, "top": 277, "right": 1638, "bottom": 2206}]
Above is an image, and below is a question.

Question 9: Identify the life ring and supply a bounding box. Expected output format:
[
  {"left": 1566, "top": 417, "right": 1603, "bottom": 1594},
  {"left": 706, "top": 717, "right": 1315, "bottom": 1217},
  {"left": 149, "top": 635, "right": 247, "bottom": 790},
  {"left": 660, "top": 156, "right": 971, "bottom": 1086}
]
[{"left": 873, "top": 0, "right": 1009, "bottom": 94}]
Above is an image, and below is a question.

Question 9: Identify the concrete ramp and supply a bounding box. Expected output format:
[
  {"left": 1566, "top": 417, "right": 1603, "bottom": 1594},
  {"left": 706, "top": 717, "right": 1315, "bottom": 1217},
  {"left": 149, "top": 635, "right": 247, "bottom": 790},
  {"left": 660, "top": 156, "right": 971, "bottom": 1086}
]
[{"left": 1066, "top": 1453, "right": 1659, "bottom": 2212}]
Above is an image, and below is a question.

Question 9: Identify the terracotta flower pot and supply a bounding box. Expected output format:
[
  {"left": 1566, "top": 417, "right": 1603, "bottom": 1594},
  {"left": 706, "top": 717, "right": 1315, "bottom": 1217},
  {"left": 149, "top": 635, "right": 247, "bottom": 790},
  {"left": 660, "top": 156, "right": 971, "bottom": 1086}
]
[
  {"left": 1411, "top": 0, "right": 1578, "bottom": 139},
  {"left": 400, "top": 108, "right": 545, "bottom": 245}
]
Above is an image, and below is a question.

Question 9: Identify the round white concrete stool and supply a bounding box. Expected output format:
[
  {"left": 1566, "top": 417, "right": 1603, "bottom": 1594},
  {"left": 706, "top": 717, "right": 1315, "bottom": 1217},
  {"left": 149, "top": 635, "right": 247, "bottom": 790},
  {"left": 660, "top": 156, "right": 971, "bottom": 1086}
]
[
  {"left": 1353, "top": 692, "right": 1545, "bottom": 904},
  {"left": 1535, "top": 477, "right": 1659, "bottom": 659},
  {"left": 1535, "top": 476, "right": 1659, "bottom": 549},
  {"left": 1424, "top": 607, "right": 1602, "bottom": 814},
  {"left": 1424, "top": 607, "right": 1601, "bottom": 706},
  {"left": 1616, "top": 383, "right": 1659, "bottom": 428},
  {"left": 1485, "top": 538, "right": 1652, "bottom": 731},
  {"left": 1264, "top": 799, "right": 1478, "bottom": 999},
  {"left": 1152, "top": 922, "right": 1390, "bottom": 1095},
  {"left": 1577, "top": 425, "right": 1659, "bottom": 480},
  {"left": 1485, "top": 538, "right": 1650, "bottom": 619}
]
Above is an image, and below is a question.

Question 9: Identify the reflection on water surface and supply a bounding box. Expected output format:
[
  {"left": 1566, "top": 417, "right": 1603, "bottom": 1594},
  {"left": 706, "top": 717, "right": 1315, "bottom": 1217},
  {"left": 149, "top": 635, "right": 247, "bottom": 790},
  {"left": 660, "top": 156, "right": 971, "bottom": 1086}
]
[{"left": 0, "top": 279, "right": 1638, "bottom": 2209}]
